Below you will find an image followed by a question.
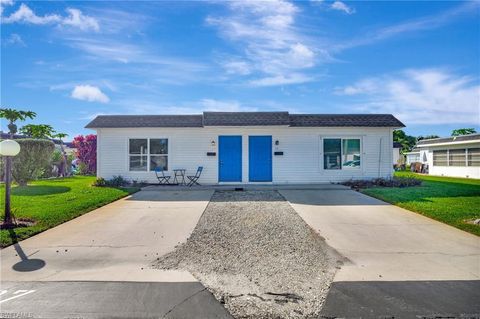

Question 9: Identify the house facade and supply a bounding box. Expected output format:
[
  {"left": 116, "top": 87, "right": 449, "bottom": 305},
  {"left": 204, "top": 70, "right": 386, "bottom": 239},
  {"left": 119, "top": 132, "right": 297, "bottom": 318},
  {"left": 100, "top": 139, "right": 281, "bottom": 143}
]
[
  {"left": 416, "top": 134, "right": 480, "bottom": 179},
  {"left": 86, "top": 112, "right": 404, "bottom": 184}
]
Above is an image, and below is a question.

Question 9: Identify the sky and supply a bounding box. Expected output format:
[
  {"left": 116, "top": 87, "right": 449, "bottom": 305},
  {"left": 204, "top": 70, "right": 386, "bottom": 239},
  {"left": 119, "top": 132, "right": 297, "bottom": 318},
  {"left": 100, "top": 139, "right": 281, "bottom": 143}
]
[{"left": 1, "top": 0, "right": 479, "bottom": 140}]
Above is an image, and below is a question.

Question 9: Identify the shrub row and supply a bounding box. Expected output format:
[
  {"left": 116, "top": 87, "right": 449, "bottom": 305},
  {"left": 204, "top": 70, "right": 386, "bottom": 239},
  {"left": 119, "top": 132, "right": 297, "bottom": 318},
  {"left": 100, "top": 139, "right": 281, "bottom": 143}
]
[
  {"left": 342, "top": 176, "right": 422, "bottom": 189},
  {"left": 93, "top": 176, "right": 148, "bottom": 188}
]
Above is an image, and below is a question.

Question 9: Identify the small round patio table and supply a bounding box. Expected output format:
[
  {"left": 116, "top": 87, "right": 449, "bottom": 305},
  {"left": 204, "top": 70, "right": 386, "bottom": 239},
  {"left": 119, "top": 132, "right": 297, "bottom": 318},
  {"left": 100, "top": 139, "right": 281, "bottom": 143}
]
[{"left": 173, "top": 169, "right": 186, "bottom": 185}]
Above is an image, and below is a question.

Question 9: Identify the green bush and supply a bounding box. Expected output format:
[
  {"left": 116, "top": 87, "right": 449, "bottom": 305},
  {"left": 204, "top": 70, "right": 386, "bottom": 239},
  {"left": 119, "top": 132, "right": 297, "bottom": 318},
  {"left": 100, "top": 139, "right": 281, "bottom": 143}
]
[
  {"left": 106, "top": 175, "right": 129, "bottom": 187},
  {"left": 6, "top": 139, "right": 55, "bottom": 186},
  {"left": 93, "top": 177, "right": 107, "bottom": 187}
]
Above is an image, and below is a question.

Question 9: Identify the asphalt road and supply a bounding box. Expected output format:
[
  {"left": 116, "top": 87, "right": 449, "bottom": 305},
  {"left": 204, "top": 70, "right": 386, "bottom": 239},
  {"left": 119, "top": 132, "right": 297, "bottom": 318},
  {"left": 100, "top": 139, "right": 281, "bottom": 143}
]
[
  {"left": 320, "top": 280, "right": 480, "bottom": 318},
  {"left": 0, "top": 281, "right": 232, "bottom": 319}
]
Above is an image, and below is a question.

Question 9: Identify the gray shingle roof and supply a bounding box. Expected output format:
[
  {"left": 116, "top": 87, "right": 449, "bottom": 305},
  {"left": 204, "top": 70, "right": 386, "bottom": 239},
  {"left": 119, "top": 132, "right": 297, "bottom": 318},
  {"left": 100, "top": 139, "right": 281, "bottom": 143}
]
[
  {"left": 85, "top": 115, "right": 203, "bottom": 128},
  {"left": 417, "top": 133, "right": 480, "bottom": 146},
  {"left": 85, "top": 112, "right": 405, "bottom": 128},
  {"left": 203, "top": 111, "right": 290, "bottom": 126},
  {"left": 289, "top": 114, "right": 405, "bottom": 127}
]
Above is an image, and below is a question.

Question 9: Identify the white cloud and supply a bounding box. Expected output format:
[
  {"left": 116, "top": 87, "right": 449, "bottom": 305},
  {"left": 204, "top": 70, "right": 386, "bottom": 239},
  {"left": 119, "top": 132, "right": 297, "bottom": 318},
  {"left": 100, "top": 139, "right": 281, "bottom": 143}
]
[
  {"left": 2, "top": 3, "right": 61, "bottom": 24},
  {"left": 249, "top": 73, "right": 313, "bottom": 87},
  {"left": 62, "top": 8, "right": 99, "bottom": 32},
  {"left": 2, "top": 3, "right": 99, "bottom": 31},
  {"left": 334, "top": 1, "right": 477, "bottom": 51},
  {"left": 330, "top": 1, "right": 355, "bottom": 15},
  {"left": 208, "top": 0, "right": 316, "bottom": 86},
  {"left": 71, "top": 85, "right": 110, "bottom": 103},
  {"left": 0, "top": 0, "right": 14, "bottom": 16},
  {"left": 222, "top": 60, "right": 252, "bottom": 75},
  {"left": 336, "top": 69, "right": 480, "bottom": 125},
  {"left": 4, "top": 33, "right": 25, "bottom": 46}
]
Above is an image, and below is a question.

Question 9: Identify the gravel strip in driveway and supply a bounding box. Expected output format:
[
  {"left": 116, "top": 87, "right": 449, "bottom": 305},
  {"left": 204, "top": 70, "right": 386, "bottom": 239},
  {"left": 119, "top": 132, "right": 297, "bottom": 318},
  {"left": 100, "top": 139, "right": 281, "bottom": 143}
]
[{"left": 154, "top": 190, "right": 343, "bottom": 319}]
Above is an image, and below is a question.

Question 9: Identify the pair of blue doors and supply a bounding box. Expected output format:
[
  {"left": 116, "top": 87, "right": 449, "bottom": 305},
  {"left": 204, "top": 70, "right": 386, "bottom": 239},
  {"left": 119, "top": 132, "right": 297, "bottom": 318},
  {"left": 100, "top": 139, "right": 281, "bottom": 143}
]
[{"left": 218, "top": 136, "right": 272, "bottom": 182}]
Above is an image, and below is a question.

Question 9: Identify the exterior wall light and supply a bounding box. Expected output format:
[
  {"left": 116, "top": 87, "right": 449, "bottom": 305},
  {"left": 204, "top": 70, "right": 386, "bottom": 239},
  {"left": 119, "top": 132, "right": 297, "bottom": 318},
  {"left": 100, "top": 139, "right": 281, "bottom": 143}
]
[
  {"left": 211, "top": 140, "right": 216, "bottom": 147},
  {"left": 275, "top": 140, "right": 279, "bottom": 146}
]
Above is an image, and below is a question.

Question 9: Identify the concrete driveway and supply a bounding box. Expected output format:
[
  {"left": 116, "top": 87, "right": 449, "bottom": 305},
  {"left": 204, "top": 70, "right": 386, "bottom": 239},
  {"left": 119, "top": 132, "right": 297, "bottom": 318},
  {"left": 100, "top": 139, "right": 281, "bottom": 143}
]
[
  {"left": 281, "top": 189, "right": 480, "bottom": 317},
  {"left": 1, "top": 190, "right": 232, "bottom": 318}
]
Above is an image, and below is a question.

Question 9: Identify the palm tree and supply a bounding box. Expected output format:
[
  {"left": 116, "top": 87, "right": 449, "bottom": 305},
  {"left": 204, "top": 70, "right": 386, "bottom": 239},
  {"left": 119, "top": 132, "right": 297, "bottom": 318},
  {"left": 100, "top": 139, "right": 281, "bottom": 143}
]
[
  {"left": 0, "top": 108, "right": 36, "bottom": 138},
  {"left": 53, "top": 133, "right": 69, "bottom": 177},
  {"left": 19, "top": 124, "right": 55, "bottom": 139}
]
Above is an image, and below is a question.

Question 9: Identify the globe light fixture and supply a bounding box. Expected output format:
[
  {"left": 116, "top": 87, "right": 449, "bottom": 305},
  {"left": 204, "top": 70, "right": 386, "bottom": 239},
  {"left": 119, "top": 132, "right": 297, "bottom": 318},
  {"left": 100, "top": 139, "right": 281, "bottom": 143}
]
[
  {"left": 1, "top": 139, "right": 21, "bottom": 227},
  {"left": 0, "top": 139, "right": 21, "bottom": 156}
]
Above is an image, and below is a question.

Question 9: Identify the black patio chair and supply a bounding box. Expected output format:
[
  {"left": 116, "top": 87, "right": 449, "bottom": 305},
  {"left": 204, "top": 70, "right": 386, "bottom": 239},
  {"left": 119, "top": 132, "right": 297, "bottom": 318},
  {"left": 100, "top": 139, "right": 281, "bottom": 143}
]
[
  {"left": 155, "top": 167, "right": 171, "bottom": 184},
  {"left": 187, "top": 167, "right": 203, "bottom": 186}
]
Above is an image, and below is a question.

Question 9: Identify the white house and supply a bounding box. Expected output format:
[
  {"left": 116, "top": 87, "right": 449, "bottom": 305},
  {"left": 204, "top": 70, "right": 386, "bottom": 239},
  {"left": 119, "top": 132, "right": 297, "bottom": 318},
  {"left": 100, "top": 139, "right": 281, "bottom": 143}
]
[
  {"left": 86, "top": 112, "right": 404, "bottom": 184},
  {"left": 393, "top": 141, "right": 402, "bottom": 165},
  {"left": 405, "top": 149, "right": 421, "bottom": 165},
  {"left": 415, "top": 134, "right": 480, "bottom": 179}
]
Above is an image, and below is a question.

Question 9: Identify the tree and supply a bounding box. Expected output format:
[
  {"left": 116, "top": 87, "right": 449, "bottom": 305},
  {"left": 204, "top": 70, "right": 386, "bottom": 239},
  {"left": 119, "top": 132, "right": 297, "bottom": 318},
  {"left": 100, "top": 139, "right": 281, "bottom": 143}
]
[
  {"left": 393, "top": 130, "right": 417, "bottom": 153},
  {"left": 53, "top": 132, "right": 69, "bottom": 177},
  {"left": 0, "top": 108, "right": 36, "bottom": 138},
  {"left": 72, "top": 134, "right": 96, "bottom": 175},
  {"left": 417, "top": 135, "right": 440, "bottom": 141},
  {"left": 451, "top": 128, "right": 477, "bottom": 136},
  {"left": 10, "top": 139, "right": 55, "bottom": 186},
  {"left": 19, "top": 124, "right": 55, "bottom": 139}
]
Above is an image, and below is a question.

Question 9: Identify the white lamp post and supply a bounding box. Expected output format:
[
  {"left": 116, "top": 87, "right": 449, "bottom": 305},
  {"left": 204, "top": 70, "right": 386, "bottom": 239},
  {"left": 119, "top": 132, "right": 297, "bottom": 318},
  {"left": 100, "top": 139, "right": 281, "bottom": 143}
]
[{"left": 0, "top": 139, "right": 21, "bottom": 226}]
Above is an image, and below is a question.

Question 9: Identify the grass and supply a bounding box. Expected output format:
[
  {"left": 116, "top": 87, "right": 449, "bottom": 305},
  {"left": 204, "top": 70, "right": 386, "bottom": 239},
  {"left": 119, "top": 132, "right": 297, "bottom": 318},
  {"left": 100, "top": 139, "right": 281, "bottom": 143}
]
[
  {"left": 361, "top": 171, "right": 480, "bottom": 236},
  {"left": 0, "top": 176, "right": 139, "bottom": 247}
]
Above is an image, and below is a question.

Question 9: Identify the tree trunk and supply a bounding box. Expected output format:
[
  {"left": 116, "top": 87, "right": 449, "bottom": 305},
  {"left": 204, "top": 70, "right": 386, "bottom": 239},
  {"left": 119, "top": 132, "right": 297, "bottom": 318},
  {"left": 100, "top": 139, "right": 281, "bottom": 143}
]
[{"left": 59, "top": 141, "right": 68, "bottom": 177}]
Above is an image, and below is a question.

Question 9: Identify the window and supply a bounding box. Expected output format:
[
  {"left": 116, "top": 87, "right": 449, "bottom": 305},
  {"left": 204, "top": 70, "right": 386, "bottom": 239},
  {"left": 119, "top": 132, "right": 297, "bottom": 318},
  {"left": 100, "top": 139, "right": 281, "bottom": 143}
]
[
  {"left": 129, "top": 139, "right": 148, "bottom": 171},
  {"left": 324, "top": 139, "right": 341, "bottom": 169},
  {"left": 433, "top": 150, "right": 447, "bottom": 166},
  {"left": 468, "top": 148, "right": 480, "bottom": 167},
  {"left": 342, "top": 139, "right": 361, "bottom": 168},
  {"left": 448, "top": 149, "right": 466, "bottom": 166},
  {"left": 149, "top": 139, "right": 168, "bottom": 171},
  {"left": 323, "top": 138, "right": 361, "bottom": 170},
  {"left": 129, "top": 138, "right": 168, "bottom": 171}
]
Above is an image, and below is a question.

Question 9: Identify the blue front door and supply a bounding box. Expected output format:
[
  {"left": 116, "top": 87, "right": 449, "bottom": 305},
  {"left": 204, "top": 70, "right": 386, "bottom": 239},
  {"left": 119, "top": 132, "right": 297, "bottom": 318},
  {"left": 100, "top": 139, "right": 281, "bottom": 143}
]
[
  {"left": 249, "top": 136, "right": 272, "bottom": 182},
  {"left": 219, "top": 136, "right": 242, "bottom": 182}
]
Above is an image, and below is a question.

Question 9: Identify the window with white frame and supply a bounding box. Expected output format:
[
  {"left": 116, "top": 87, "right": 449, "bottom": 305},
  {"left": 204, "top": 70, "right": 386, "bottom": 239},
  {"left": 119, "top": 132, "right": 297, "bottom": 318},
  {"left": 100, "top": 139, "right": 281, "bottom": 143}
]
[
  {"left": 448, "top": 149, "right": 466, "bottom": 166},
  {"left": 467, "top": 148, "right": 480, "bottom": 166},
  {"left": 323, "top": 138, "right": 361, "bottom": 170},
  {"left": 433, "top": 150, "right": 448, "bottom": 166},
  {"left": 129, "top": 138, "right": 168, "bottom": 171}
]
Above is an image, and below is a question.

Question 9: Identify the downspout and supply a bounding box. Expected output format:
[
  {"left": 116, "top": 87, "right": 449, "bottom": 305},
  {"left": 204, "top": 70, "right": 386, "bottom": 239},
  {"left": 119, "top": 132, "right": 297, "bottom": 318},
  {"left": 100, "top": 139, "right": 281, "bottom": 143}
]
[{"left": 378, "top": 137, "right": 383, "bottom": 178}]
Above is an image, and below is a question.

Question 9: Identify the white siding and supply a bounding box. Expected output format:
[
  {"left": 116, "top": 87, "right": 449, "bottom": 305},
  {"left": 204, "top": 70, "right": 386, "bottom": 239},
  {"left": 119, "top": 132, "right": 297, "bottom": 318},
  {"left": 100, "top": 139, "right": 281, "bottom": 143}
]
[
  {"left": 94, "top": 126, "right": 394, "bottom": 184},
  {"left": 424, "top": 142, "right": 480, "bottom": 179}
]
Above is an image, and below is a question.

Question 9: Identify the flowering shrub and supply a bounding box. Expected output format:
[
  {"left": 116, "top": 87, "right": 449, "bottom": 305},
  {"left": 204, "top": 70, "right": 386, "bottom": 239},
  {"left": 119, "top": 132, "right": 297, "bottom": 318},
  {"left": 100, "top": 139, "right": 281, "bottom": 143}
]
[{"left": 73, "top": 134, "right": 97, "bottom": 175}]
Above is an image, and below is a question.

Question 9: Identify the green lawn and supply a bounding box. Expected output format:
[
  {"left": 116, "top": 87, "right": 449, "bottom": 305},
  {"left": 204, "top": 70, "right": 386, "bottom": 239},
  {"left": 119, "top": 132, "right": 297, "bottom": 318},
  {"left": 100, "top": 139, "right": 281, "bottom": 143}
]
[
  {"left": 361, "top": 172, "right": 480, "bottom": 236},
  {"left": 1, "top": 176, "right": 138, "bottom": 247}
]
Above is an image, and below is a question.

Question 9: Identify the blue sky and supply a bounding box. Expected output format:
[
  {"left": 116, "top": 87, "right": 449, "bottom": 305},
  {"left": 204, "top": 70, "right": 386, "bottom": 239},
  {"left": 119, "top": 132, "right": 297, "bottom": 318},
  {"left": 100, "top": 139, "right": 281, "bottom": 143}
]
[{"left": 1, "top": 0, "right": 479, "bottom": 140}]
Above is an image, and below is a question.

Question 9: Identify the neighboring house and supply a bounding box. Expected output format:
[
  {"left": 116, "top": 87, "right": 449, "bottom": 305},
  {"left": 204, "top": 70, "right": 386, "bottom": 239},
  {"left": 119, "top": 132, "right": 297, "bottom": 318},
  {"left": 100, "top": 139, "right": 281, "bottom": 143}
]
[
  {"left": 416, "top": 134, "right": 480, "bottom": 179},
  {"left": 404, "top": 148, "right": 421, "bottom": 165},
  {"left": 86, "top": 112, "right": 404, "bottom": 184},
  {"left": 393, "top": 141, "right": 402, "bottom": 165}
]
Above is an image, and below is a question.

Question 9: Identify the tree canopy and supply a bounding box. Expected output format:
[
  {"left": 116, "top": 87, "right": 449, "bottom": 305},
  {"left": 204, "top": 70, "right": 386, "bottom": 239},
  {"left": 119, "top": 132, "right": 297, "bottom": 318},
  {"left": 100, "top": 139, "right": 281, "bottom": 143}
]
[
  {"left": 451, "top": 128, "right": 477, "bottom": 136},
  {"left": 19, "top": 124, "right": 55, "bottom": 139},
  {"left": 393, "top": 130, "right": 417, "bottom": 153},
  {"left": 0, "top": 107, "right": 36, "bottom": 135}
]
